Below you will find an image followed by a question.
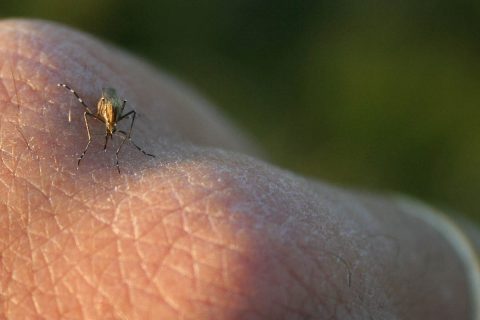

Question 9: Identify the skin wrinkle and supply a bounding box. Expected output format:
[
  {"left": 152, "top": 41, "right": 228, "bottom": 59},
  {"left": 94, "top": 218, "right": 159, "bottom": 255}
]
[
  {"left": 63, "top": 240, "right": 116, "bottom": 318},
  {"left": 69, "top": 162, "right": 249, "bottom": 318},
  {"left": 2, "top": 76, "right": 54, "bottom": 224},
  {"left": 283, "top": 261, "right": 330, "bottom": 316},
  {"left": 115, "top": 236, "right": 139, "bottom": 318},
  {"left": 36, "top": 236, "right": 69, "bottom": 318},
  {"left": 8, "top": 65, "right": 31, "bottom": 159},
  {"left": 0, "top": 19, "right": 474, "bottom": 320},
  {"left": 90, "top": 245, "right": 125, "bottom": 318},
  {"left": 366, "top": 198, "right": 467, "bottom": 317},
  {"left": 235, "top": 160, "right": 462, "bottom": 318}
]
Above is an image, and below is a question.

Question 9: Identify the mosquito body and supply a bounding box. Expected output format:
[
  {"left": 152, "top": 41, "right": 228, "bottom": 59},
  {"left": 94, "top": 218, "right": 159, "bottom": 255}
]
[{"left": 57, "top": 84, "right": 155, "bottom": 173}]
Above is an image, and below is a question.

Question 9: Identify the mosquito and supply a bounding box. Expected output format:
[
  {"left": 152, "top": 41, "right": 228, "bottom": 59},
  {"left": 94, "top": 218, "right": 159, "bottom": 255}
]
[{"left": 57, "top": 84, "right": 155, "bottom": 173}]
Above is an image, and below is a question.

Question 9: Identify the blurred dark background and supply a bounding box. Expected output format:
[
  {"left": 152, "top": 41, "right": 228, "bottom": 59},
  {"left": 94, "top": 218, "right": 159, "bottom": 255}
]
[{"left": 2, "top": 1, "right": 480, "bottom": 222}]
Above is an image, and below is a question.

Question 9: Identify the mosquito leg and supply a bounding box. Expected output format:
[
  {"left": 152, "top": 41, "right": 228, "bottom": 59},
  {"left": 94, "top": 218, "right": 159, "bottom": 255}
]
[
  {"left": 78, "top": 112, "right": 96, "bottom": 168},
  {"left": 114, "top": 110, "right": 135, "bottom": 173},
  {"left": 118, "top": 110, "right": 136, "bottom": 137},
  {"left": 116, "top": 130, "right": 155, "bottom": 157},
  {"left": 115, "top": 134, "right": 127, "bottom": 174},
  {"left": 119, "top": 99, "right": 127, "bottom": 116},
  {"left": 104, "top": 133, "right": 109, "bottom": 151},
  {"left": 114, "top": 110, "right": 155, "bottom": 173},
  {"left": 57, "top": 83, "right": 94, "bottom": 114}
]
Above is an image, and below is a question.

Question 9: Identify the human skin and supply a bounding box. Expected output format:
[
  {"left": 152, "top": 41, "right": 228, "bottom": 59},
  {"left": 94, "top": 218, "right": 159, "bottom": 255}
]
[{"left": 0, "top": 19, "right": 478, "bottom": 319}]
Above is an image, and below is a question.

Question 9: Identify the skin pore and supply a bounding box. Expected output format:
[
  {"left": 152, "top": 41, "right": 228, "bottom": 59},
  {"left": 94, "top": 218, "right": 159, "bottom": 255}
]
[{"left": 0, "top": 19, "right": 477, "bottom": 319}]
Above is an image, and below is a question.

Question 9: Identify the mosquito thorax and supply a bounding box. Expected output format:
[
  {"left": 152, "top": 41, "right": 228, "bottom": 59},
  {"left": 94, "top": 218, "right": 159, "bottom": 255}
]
[{"left": 101, "top": 87, "right": 123, "bottom": 113}]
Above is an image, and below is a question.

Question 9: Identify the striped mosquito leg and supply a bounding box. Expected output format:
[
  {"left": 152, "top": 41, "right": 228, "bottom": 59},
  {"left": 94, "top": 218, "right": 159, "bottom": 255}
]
[
  {"left": 57, "top": 83, "right": 94, "bottom": 114},
  {"left": 114, "top": 131, "right": 129, "bottom": 174},
  {"left": 104, "top": 134, "right": 109, "bottom": 151},
  {"left": 130, "top": 140, "right": 155, "bottom": 157},
  {"left": 77, "top": 112, "right": 95, "bottom": 168},
  {"left": 116, "top": 130, "right": 155, "bottom": 157}
]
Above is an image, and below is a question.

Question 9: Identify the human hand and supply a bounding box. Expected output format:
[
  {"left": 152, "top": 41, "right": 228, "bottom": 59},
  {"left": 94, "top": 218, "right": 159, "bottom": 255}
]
[{"left": 1, "top": 19, "right": 478, "bottom": 320}]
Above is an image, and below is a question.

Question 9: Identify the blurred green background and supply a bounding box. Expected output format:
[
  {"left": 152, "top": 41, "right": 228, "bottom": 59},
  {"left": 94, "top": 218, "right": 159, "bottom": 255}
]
[{"left": 2, "top": 1, "right": 479, "bottom": 221}]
